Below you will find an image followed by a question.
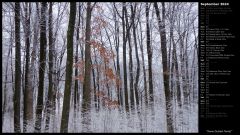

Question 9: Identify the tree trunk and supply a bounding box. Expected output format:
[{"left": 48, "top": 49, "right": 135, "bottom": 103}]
[
  {"left": 113, "top": 7, "right": 122, "bottom": 107},
  {"left": 122, "top": 2, "right": 129, "bottom": 112},
  {"left": 14, "top": 2, "right": 21, "bottom": 133},
  {"left": 30, "top": 3, "right": 39, "bottom": 131},
  {"left": 125, "top": 6, "right": 134, "bottom": 110},
  {"left": 170, "top": 14, "right": 183, "bottom": 129},
  {"left": 45, "top": 2, "right": 54, "bottom": 131},
  {"left": 23, "top": 3, "right": 33, "bottom": 132},
  {"left": 60, "top": 2, "right": 76, "bottom": 133},
  {"left": 139, "top": 21, "right": 148, "bottom": 107},
  {"left": 74, "top": 4, "right": 81, "bottom": 129},
  {"left": 82, "top": 2, "right": 92, "bottom": 132},
  {"left": 34, "top": 3, "right": 47, "bottom": 132},
  {"left": 154, "top": 2, "right": 174, "bottom": 133},
  {"left": 91, "top": 57, "right": 97, "bottom": 109},
  {"left": 131, "top": 4, "right": 140, "bottom": 107},
  {"left": 94, "top": 45, "right": 100, "bottom": 111},
  {"left": 169, "top": 7, "right": 182, "bottom": 109},
  {"left": 146, "top": 3, "right": 154, "bottom": 104},
  {"left": 172, "top": 40, "right": 182, "bottom": 107}
]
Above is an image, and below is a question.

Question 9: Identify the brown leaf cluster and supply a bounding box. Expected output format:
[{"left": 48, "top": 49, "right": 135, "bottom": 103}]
[{"left": 95, "top": 91, "right": 120, "bottom": 109}]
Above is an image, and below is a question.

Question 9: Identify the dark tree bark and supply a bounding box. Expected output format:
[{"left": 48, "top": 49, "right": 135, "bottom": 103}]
[
  {"left": 131, "top": 4, "right": 140, "bottom": 107},
  {"left": 172, "top": 37, "right": 182, "bottom": 108},
  {"left": 45, "top": 2, "right": 54, "bottom": 131},
  {"left": 91, "top": 57, "right": 97, "bottom": 109},
  {"left": 113, "top": 6, "right": 123, "bottom": 107},
  {"left": 14, "top": 3, "right": 21, "bottom": 132},
  {"left": 35, "top": 2, "right": 47, "bottom": 132},
  {"left": 154, "top": 2, "right": 174, "bottom": 133},
  {"left": 82, "top": 2, "right": 93, "bottom": 132},
  {"left": 82, "top": 2, "right": 92, "bottom": 113},
  {"left": 23, "top": 3, "right": 33, "bottom": 132},
  {"left": 124, "top": 5, "right": 134, "bottom": 110},
  {"left": 60, "top": 2, "right": 76, "bottom": 133},
  {"left": 146, "top": 3, "right": 154, "bottom": 104},
  {"left": 122, "top": 2, "right": 129, "bottom": 112},
  {"left": 74, "top": 4, "right": 81, "bottom": 124},
  {"left": 93, "top": 48, "right": 100, "bottom": 110}
]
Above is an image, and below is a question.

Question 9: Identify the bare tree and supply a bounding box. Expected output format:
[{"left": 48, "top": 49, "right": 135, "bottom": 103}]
[
  {"left": 60, "top": 2, "right": 76, "bottom": 132},
  {"left": 131, "top": 3, "right": 140, "bottom": 107},
  {"left": 124, "top": 4, "right": 134, "bottom": 110},
  {"left": 35, "top": 2, "right": 47, "bottom": 132},
  {"left": 146, "top": 3, "right": 154, "bottom": 104},
  {"left": 2, "top": 2, "right": 198, "bottom": 133},
  {"left": 122, "top": 2, "right": 129, "bottom": 112},
  {"left": 45, "top": 2, "right": 54, "bottom": 131},
  {"left": 82, "top": 2, "right": 93, "bottom": 132},
  {"left": 112, "top": 3, "right": 123, "bottom": 107},
  {"left": 14, "top": 2, "right": 21, "bottom": 133},
  {"left": 154, "top": 2, "right": 174, "bottom": 133},
  {"left": 23, "top": 3, "right": 33, "bottom": 132},
  {"left": 138, "top": 18, "right": 148, "bottom": 107}
]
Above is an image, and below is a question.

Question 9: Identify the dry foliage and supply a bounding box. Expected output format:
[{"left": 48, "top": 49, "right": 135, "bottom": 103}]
[{"left": 96, "top": 91, "right": 120, "bottom": 109}]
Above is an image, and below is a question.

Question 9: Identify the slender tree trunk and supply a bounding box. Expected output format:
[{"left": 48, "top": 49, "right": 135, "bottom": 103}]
[
  {"left": 170, "top": 16, "right": 183, "bottom": 130},
  {"left": 94, "top": 46, "right": 100, "bottom": 111},
  {"left": 172, "top": 42, "right": 182, "bottom": 107},
  {"left": 154, "top": 2, "right": 174, "bottom": 133},
  {"left": 23, "top": 3, "right": 33, "bottom": 132},
  {"left": 122, "top": 2, "right": 129, "bottom": 112},
  {"left": 31, "top": 3, "right": 39, "bottom": 130},
  {"left": 14, "top": 2, "right": 21, "bottom": 133},
  {"left": 125, "top": 6, "right": 134, "bottom": 110},
  {"left": 45, "top": 2, "right": 54, "bottom": 131},
  {"left": 82, "top": 2, "right": 92, "bottom": 132},
  {"left": 73, "top": 4, "right": 81, "bottom": 128},
  {"left": 104, "top": 26, "right": 119, "bottom": 104},
  {"left": 139, "top": 21, "right": 148, "bottom": 107},
  {"left": 170, "top": 11, "right": 182, "bottom": 109},
  {"left": 131, "top": 4, "right": 140, "bottom": 107},
  {"left": 146, "top": 3, "right": 154, "bottom": 104},
  {"left": 114, "top": 9, "right": 122, "bottom": 107},
  {"left": 113, "top": 3, "right": 123, "bottom": 108},
  {"left": 60, "top": 2, "right": 76, "bottom": 133},
  {"left": 35, "top": 3, "right": 47, "bottom": 132},
  {"left": 74, "top": 3, "right": 81, "bottom": 110},
  {"left": 32, "top": 4, "right": 39, "bottom": 86},
  {"left": 91, "top": 57, "right": 97, "bottom": 109}
]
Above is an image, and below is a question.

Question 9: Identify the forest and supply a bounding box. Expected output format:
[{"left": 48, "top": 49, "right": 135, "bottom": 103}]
[{"left": 2, "top": 2, "right": 198, "bottom": 133}]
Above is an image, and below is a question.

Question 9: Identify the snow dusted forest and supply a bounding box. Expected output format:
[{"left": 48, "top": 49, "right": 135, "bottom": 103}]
[{"left": 2, "top": 2, "right": 198, "bottom": 133}]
